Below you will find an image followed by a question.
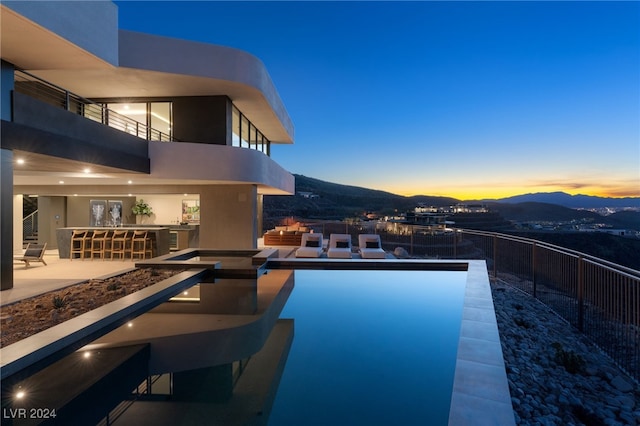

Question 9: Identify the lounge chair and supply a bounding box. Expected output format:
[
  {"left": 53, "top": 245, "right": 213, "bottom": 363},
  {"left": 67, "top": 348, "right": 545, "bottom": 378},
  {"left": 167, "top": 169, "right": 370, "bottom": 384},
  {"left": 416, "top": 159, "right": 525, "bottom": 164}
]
[
  {"left": 15, "top": 242, "right": 48, "bottom": 267},
  {"left": 295, "top": 233, "right": 324, "bottom": 258},
  {"left": 327, "top": 234, "right": 353, "bottom": 258},
  {"left": 358, "top": 234, "right": 386, "bottom": 259}
]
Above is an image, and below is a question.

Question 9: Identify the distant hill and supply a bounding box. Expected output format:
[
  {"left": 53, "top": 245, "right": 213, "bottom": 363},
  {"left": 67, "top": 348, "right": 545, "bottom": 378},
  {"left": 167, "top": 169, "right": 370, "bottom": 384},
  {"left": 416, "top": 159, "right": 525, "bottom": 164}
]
[
  {"left": 487, "top": 202, "right": 602, "bottom": 223},
  {"left": 263, "top": 175, "right": 459, "bottom": 223},
  {"left": 605, "top": 211, "right": 640, "bottom": 230},
  {"left": 491, "top": 192, "right": 640, "bottom": 209}
]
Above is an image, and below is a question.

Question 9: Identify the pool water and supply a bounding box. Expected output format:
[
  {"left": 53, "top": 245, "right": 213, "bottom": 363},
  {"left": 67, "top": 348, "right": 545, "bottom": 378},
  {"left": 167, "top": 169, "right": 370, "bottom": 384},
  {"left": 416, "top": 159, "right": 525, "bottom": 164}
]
[{"left": 268, "top": 269, "right": 467, "bottom": 426}]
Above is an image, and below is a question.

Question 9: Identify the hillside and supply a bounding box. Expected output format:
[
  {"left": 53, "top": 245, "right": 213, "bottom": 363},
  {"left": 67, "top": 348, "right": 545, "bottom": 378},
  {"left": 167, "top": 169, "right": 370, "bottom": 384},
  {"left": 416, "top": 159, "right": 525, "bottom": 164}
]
[
  {"left": 488, "top": 202, "right": 602, "bottom": 223},
  {"left": 263, "top": 174, "right": 458, "bottom": 222}
]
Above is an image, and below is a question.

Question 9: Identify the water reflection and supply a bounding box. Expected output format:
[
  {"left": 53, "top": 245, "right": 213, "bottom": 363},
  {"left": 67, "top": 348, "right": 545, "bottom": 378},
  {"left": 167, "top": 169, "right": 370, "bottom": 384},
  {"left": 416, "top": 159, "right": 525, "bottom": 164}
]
[
  {"left": 2, "top": 268, "right": 467, "bottom": 426},
  {"left": 268, "top": 270, "right": 467, "bottom": 426}
]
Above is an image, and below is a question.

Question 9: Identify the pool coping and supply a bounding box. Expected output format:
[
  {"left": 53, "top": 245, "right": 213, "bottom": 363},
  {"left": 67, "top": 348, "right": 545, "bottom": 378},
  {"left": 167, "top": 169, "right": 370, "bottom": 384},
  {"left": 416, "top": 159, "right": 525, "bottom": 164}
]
[{"left": 448, "top": 260, "right": 516, "bottom": 426}]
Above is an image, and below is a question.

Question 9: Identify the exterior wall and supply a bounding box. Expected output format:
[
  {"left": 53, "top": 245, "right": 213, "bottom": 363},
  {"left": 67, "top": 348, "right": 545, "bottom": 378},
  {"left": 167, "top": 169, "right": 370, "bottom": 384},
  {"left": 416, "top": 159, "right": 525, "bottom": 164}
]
[
  {"left": 199, "top": 185, "right": 258, "bottom": 249},
  {"left": 173, "top": 96, "right": 232, "bottom": 145},
  {"left": 2, "top": 1, "right": 119, "bottom": 66},
  {"left": 149, "top": 142, "right": 294, "bottom": 195},
  {"left": 1, "top": 149, "right": 13, "bottom": 289}
]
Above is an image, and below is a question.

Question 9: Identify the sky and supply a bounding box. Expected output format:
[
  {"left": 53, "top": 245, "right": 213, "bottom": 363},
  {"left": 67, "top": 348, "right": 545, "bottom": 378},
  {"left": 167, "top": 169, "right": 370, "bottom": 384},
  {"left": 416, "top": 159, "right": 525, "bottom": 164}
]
[{"left": 116, "top": 1, "right": 640, "bottom": 200}]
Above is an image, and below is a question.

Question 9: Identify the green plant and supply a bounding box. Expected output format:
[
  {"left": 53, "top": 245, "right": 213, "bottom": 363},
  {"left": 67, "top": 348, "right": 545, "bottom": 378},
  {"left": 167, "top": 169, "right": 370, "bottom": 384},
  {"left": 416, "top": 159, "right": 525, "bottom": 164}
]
[
  {"left": 551, "top": 342, "right": 585, "bottom": 374},
  {"left": 132, "top": 199, "right": 153, "bottom": 216},
  {"left": 52, "top": 295, "right": 68, "bottom": 310},
  {"left": 106, "top": 282, "right": 120, "bottom": 291}
]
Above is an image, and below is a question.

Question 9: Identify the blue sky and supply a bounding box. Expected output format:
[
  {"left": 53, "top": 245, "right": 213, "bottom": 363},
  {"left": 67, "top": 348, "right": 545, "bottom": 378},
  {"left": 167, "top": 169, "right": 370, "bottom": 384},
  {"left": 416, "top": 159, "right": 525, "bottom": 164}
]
[{"left": 116, "top": 1, "right": 639, "bottom": 200}]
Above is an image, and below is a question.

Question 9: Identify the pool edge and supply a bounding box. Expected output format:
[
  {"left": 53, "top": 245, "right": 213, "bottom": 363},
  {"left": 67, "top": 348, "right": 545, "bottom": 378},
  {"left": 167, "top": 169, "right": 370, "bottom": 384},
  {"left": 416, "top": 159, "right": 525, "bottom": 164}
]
[{"left": 448, "top": 260, "right": 516, "bottom": 425}]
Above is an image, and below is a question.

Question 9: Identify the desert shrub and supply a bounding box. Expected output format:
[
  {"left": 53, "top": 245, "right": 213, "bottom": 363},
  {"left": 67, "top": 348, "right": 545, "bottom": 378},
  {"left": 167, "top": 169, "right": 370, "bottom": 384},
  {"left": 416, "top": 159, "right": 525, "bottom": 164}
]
[
  {"left": 551, "top": 342, "right": 585, "bottom": 374},
  {"left": 52, "top": 295, "right": 67, "bottom": 310}
]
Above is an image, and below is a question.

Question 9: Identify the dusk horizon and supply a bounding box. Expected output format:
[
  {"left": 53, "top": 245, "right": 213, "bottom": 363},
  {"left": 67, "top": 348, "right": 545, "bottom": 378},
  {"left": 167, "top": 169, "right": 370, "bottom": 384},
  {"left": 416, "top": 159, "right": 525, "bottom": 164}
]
[
  {"left": 117, "top": 1, "right": 640, "bottom": 201},
  {"left": 294, "top": 172, "right": 640, "bottom": 203}
]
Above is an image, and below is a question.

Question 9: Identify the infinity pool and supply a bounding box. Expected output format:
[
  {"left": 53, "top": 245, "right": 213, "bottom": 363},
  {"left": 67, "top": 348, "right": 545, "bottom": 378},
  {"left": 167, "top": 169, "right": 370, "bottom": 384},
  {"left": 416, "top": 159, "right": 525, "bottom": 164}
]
[{"left": 268, "top": 269, "right": 467, "bottom": 426}]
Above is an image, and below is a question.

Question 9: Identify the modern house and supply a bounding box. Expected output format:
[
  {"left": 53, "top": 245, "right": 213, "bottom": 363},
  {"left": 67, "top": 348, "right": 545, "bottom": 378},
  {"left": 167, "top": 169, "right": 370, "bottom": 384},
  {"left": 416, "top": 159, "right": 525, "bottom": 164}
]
[{"left": 0, "top": 1, "right": 295, "bottom": 289}]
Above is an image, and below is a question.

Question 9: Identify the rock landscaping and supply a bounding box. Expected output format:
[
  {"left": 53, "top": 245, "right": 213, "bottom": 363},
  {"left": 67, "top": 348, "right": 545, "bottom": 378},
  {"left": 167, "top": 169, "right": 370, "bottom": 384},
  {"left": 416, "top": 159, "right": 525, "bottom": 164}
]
[
  {"left": 492, "top": 281, "right": 639, "bottom": 425},
  {"left": 0, "top": 268, "right": 182, "bottom": 347}
]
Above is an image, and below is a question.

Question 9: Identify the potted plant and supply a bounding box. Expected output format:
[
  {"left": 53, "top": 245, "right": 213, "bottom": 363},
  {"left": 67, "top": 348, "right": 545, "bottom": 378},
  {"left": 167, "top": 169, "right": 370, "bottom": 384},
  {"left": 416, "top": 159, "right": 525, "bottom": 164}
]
[{"left": 132, "top": 199, "right": 153, "bottom": 224}]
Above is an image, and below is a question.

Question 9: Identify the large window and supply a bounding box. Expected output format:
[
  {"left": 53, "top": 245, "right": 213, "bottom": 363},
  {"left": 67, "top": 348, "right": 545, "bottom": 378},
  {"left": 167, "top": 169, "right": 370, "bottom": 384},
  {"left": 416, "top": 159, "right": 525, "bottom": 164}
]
[
  {"left": 231, "top": 105, "right": 270, "bottom": 155},
  {"left": 99, "top": 102, "right": 173, "bottom": 141}
]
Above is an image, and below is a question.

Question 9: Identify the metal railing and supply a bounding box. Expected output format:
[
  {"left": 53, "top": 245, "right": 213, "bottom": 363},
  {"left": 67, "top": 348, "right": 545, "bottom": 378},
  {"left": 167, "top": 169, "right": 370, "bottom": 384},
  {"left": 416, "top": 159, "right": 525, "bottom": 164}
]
[
  {"left": 298, "top": 220, "right": 639, "bottom": 381},
  {"left": 14, "top": 70, "right": 176, "bottom": 142},
  {"left": 22, "top": 210, "right": 38, "bottom": 242}
]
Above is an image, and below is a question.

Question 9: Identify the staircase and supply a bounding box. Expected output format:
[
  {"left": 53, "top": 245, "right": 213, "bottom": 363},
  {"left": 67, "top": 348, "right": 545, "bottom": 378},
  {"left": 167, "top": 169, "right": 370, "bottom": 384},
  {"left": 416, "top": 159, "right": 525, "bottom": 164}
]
[{"left": 22, "top": 195, "right": 38, "bottom": 246}]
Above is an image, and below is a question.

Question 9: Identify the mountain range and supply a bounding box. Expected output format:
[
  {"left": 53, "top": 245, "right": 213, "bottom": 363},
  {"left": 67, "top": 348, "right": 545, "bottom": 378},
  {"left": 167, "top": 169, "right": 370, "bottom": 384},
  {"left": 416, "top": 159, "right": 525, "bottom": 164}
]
[{"left": 485, "top": 192, "right": 640, "bottom": 209}]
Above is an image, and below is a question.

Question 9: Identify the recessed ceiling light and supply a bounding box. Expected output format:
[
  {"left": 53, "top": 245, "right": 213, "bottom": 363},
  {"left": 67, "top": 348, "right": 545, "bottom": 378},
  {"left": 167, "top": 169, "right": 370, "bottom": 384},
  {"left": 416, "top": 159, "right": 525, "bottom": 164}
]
[
  {"left": 83, "top": 168, "right": 91, "bottom": 174},
  {"left": 83, "top": 352, "right": 91, "bottom": 359},
  {"left": 15, "top": 391, "right": 25, "bottom": 399},
  {"left": 73, "top": 194, "right": 78, "bottom": 196},
  {"left": 59, "top": 180, "right": 64, "bottom": 184},
  {"left": 128, "top": 193, "right": 132, "bottom": 196},
  {"left": 128, "top": 180, "right": 133, "bottom": 184},
  {"left": 16, "top": 158, "right": 25, "bottom": 165}
]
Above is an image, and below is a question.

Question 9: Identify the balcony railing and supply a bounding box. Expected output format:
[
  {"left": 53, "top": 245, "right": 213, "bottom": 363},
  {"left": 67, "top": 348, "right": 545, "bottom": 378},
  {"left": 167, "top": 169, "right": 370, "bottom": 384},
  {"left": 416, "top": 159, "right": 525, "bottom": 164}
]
[
  {"left": 301, "top": 220, "right": 639, "bottom": 382},
  {"left": 13, "top": 70, "right": 176, "bottom": 142}
]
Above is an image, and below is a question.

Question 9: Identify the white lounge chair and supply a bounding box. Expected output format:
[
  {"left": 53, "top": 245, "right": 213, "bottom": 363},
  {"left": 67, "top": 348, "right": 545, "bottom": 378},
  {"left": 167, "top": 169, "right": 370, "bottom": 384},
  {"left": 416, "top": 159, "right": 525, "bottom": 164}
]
[
  {"left": 358, "top": 234, "right": 386, "bottom": 259},
  {"left": 295, "top": 233, "right": 324, "bottom": 258},
  {"left": 327, "top": 234, "right": 352, "bottom": 258}
]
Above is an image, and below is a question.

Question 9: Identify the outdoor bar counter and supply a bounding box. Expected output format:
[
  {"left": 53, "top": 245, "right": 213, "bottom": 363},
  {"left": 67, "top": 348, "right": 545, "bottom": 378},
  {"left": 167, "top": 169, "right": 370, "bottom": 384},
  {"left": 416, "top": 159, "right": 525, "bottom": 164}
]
[{"left": 56, "top": 227, "right": 171, "bottom": 259}]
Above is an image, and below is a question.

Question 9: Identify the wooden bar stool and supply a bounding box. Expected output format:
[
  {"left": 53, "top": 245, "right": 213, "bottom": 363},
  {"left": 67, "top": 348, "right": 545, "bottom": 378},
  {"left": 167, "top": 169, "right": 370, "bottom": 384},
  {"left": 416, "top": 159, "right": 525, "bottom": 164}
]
[
  {"left": 90, "top": 230, "right": 109, "bottom": 260},
  {"left": 110, "top": 230, "right": 129, "bottom": 260},
  {"left": 131, "top": 230, "right": 149, "bottom": 260},
  {"left": 70, "top": 230, "right": 91, "bottom": 260}
]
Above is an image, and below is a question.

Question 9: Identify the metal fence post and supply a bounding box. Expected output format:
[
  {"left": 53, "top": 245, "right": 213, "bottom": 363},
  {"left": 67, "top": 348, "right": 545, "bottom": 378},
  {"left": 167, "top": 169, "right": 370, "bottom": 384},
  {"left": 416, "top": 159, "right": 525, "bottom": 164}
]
[
  {"left": 577, "top": 255, "right": 584, "bottom": 332},
  {"left": 532, "top": 242, "right": 537, "bottom": 298},
  {"left": 493, "top": 234, "right": 498, "bottom": 279}
]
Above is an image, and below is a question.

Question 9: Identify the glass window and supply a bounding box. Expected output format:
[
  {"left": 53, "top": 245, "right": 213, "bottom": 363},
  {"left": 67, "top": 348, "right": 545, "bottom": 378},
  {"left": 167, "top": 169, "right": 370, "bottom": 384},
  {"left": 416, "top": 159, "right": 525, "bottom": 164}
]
[
  {"left": 107, "top": 103, "right": 147, "bottom": 138},
  {"left": 241, "top": 115, "right": 250, "bottom": 148},
  {"left": 232, "top": 106, "right": 240, "bottom": 147},
  {"left": 150, "top": 102, "right": 171, "bottom": 141},
  {"left": 231, "top": 103, "right": 271, "bottom": 155},
  {"left": 249, "top": 123, "right": 257, "bottom": 150}
]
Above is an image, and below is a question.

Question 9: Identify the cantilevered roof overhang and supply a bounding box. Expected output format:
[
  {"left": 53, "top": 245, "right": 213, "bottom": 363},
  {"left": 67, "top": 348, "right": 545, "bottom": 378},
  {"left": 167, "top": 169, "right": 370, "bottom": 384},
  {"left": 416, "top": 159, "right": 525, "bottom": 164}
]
[{"left": 1, "top": 4, "right": 294, "bottom": 145}]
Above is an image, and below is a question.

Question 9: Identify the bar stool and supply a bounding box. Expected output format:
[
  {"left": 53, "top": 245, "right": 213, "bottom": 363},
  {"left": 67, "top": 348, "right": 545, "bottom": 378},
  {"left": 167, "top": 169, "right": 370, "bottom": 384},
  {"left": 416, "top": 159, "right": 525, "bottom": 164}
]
[
  {"left": 131, "top": 230, "right": 150, "bottom": 260},
  {"left": 110, "top": 230, "right": 129, "bottom": 260},
  {"left": 90, "top": 230, "right": 110, "bottom": 260},
  {"left": 70, "top": 230, "right": 91, "bottom": 260}
]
